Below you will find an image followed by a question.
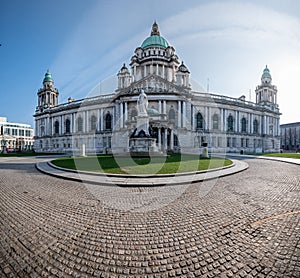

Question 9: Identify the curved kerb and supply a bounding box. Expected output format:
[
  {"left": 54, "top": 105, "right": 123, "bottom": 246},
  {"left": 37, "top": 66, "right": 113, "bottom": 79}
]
[{"left": 35, "top": 159, "right": 248, "bottom": 187}]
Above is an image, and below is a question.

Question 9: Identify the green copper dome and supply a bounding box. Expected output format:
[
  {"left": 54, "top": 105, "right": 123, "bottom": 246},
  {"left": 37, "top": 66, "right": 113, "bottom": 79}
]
[
  {"left": 43, "top": 69, "right": 53, "bottom": 82},
  {"left": 141, "top": 35, "right": 169, "bottom": 49},
  {"left": 141, "top": 22, "right": 169, "bottom": 49},
  {"left": 147, "top": 108, "right": 160, "bottom": 116},
  {"left": 262, "top": 65, "right": 271, "bottom": 79}
]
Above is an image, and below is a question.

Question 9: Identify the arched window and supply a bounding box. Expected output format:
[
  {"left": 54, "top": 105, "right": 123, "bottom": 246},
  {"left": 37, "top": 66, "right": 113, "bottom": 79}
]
[
  {"left": 54, "top": 121, "right": 59, "bottom": 134},
  {"left": 212, "top": 114, "right": 219, "bottom": 130},
  {"left": 65, "top": 119, "right": 71, "bottom": 133},
  {"left": 90, "top": 115, "right": 97, "bottom": 131},
  {"left": 241, "top": 117, "right": 247, "bottom": 133},
  {"left": 196, "top": 112, "right": 204, "bottom": 129},
  {"left": 105, "top": 112, "right": 112, "bottom": 130},
  {"left": 253, "top": 119, "right": 258, "bottom": 134},
  {"left": 169, "top": 109, "right": 175, "bottom": 121},
  {"left": 227, "top": 115, "right": 233, "bottom": 131},
  {"left": 77, "top": 117, "right": 83, "bottom": 132}
]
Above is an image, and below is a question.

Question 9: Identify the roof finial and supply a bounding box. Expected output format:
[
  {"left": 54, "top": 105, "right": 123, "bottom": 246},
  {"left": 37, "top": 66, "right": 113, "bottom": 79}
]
[{"left": 151, "top": 21, "right": 160, "bottom": 36}]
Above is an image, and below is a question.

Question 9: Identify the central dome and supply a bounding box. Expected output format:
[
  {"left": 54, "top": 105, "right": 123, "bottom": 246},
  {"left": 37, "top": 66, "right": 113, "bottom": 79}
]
[
  {"left": 141, "top": 22, "right": 169, "bottom": 50},
  {"left": 141, "top": 35, "right": 169, "bottom": 49}
]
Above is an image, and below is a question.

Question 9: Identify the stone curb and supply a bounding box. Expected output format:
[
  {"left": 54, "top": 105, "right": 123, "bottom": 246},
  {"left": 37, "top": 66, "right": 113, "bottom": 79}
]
[
  {"left": 226, "top": 153, "right": 300, "bottom": 166},
  {"left": 35, "top": 158, "right": 249, "bottom": 187}
]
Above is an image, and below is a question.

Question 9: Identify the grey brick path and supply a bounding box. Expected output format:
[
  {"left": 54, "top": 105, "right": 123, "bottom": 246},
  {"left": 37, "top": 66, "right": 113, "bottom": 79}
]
[{"left": 0, "top": 156, "right": 299, "bottom": 277}]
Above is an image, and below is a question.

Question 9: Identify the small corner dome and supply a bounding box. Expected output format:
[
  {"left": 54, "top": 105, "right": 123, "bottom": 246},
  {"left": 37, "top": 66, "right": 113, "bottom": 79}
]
[
  {"left": 118, "top": 63, "right": 129, "bottom": 74},
  {"left": 262, "top": 65, "right": 271, "bottom": 79},
  {"left": 178, "top": 61, "right": 190, "bottom": 73},
  {"left": 141, "top": 22, "right": 169, "bottom": 50},
  {"left": 43, "top": 69, "right": 53, "bottom": 83}
]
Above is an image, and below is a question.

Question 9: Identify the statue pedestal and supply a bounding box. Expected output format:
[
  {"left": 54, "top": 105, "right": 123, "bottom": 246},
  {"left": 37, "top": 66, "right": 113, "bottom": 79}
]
[
  {"left": 136, "top": 115, "right": 150, "bottom": 136},
  {"left": 129, "top": 114, "right": 164, "bottom": 157}
]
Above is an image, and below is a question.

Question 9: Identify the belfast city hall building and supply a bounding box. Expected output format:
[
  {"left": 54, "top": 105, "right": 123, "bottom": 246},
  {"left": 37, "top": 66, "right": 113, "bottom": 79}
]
[{"left": 34, "top": 22, "right": 281, "bottom": 154}]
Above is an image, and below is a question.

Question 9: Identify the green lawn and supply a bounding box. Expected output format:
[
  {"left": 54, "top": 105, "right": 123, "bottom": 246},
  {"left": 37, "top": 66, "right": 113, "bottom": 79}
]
[
  {"left": 51, "top": 153, "right": 232, "bottom": 175},
  {"left": 262, "top": 153, "right": 300, "bottom": 159}
]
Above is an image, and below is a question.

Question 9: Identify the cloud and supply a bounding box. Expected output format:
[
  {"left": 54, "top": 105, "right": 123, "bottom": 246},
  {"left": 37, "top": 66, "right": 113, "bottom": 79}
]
[{"left": 50, "top": 1, "right": 300, "bottom": 123}]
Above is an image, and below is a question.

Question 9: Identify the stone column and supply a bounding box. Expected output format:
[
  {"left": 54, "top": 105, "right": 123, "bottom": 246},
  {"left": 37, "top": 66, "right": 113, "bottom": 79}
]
[
  {"left": 248, "top": 113, "right": 251, "bottom": 133},
  {"left": 170, "top": 129, "right": 174, "bottom": 150},
  {"left": 97, "top": 109, "right": 101, "bottom": 131},
  {"left": 158, "top": 128, "right": 161, "bottom": 150},
  {"left": 134, "top": 66, "right": 136, "bottom": 82},
  {"left": 182, "top": 101, "right": 186, "bottom": 128},
  {"left": 191, "top": 105, "right": 194, "bottom": 129},
  {"left": 224, "top": 109, "right": 228, "bottom": 131},
  {"left": 46, "top": 116, "right": 50, "bottom": 136},
  {"left": 220, "top": 108, "right": 224, "bottom": 132},
  {"left": 235, "top": 111, "right": 238, "bottom": 132},
  {"left": 120, "top": 102, "right": 123, "bottom": 128},
  {"left": 158, "top": 100, "right": 162, "bottom": 114},
  {"left": 100, "top": 109, "right": 103, "bottom": 131},
  {"left": 61, "top": 115, "right": 64, "bottom": 134},
  {"left": 263, "top": 115, "right": 267, "bottom": 135},
  {"left": 164, "top": 128, "right": 168, "bottom": 151},
  {"left": 163, "top": 100, "right": 167, "bottom": 115},
  {"left": 113, "top": 106, "right": 116, "bottom": 128},
  {"left": 125, "top": 102, "right": 128, "bottom": 122},
  {"left": 85, "top": 111, "right": 88, "bottom": 133},
  {"left": 178, "top": 101, "right": 181, "bottom": 128},
  {"left": 207, "top": 107, "right": 210, "bottom": 130},
  {"left": 73, "top": 113, "right": 76, "bottom": 133}
]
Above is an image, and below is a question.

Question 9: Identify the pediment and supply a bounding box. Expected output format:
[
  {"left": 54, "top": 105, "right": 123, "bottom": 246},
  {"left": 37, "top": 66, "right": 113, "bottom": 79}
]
[{"left": 116, "top": 74, "right": 190, "bottom": 97}]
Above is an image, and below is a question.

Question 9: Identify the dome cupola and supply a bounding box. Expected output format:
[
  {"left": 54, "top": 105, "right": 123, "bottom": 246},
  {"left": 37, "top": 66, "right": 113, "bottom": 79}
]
[
  {"left": 261, "top": 65, "right": 272, "bottom": 85},
  {"left": 141, "top": 22, "right": 169, "bottom": 50},
  {"left": 43, "top": 69, "right": 53, "bottom": 83}
]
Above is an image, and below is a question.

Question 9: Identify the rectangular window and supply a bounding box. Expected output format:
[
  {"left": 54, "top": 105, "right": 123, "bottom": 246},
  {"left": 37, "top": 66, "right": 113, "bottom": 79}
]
[
  {"left": 25, "top": 130, "right": 31, "bottom": 137},
  {"left": 232, "top": 138, "right": 236, "bottom": 147},
  {"left": 108, "top": 137, "right": 112, "bottom": 148},
  {"left": 246, "top": 139, "right": 249, "bottom": 147},
  {"left": 227, "top": 137, "right": 231, "bottom": 147},
  {"left": 4, "top": 128, "right": 10, "bottom": 135},
  {"left": 19, "top": 129, "right": 24, "bottom": 136},
  {"left": 241, "top": 138, "right": 244, "bottom": 147}
]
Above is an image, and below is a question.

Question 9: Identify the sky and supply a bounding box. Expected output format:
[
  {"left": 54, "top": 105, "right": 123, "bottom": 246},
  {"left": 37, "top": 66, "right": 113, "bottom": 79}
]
[{"left": 1, "top": 0, "right": 300, "bottom": 127}]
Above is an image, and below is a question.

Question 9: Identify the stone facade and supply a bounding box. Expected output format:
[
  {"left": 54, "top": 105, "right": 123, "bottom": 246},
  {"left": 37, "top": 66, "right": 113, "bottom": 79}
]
[
  {"left": 280, "top": 122, "right": 300, "bottom": 151},
  {"left": 34, "top": 22, "right": 281, "bottom": 154}
]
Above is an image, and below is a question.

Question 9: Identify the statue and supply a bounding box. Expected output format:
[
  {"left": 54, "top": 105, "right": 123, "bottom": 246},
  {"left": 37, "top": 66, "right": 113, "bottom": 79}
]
[{"left": 137, "top": 90, "right": 148, "bottom": 115}]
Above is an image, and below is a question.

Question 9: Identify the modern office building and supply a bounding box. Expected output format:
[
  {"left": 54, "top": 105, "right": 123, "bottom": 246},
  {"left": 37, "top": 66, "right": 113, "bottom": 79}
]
[
  {"left": 34, "top": 22, "right": 281, "bottom": 154},
  {"left": 0, "top": 117, "right": 34, "bottom": 152}
]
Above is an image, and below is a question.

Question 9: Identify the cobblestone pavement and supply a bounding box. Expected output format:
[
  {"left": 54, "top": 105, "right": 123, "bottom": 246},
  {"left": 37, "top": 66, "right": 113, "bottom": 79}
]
[{"left": 0, "top": 157, "right": 299, "bottom": 277}]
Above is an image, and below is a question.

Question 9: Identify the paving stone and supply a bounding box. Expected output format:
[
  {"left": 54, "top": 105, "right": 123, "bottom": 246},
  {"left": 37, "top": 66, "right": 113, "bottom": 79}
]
[{"left": 0, "top": 157, "right": 299, "bottom": 277}]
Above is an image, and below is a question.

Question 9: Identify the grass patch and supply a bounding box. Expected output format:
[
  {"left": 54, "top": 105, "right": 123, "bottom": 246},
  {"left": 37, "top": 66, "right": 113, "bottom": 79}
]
[
  {"left": 262, "top": 153, "right": 300, "bottom": 159},
  {"left": 51, "top": 153, "right": 232, "bottom": 175}
]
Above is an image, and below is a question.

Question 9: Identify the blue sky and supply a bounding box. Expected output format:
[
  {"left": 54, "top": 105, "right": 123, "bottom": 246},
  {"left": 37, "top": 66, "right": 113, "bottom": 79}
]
[{"left": 1, "top": 0, "right": 300, "bottom": 126}]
